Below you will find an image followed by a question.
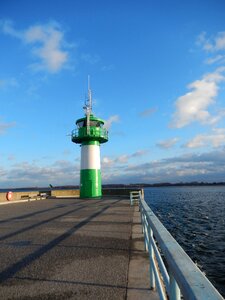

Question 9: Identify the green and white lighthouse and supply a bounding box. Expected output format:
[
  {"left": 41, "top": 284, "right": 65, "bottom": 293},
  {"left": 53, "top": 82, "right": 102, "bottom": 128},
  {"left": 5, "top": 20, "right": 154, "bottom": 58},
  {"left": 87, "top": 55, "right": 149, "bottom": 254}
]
[{"left": 71, "top": 80, "right": 108, "bottom": 198}]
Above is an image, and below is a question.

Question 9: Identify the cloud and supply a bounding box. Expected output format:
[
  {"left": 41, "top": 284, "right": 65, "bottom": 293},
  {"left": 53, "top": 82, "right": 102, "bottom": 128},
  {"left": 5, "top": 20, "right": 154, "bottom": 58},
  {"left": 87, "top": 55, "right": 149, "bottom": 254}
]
[
  {"left": 81, "top": 53, "right": 100, "bottom": 64},
  {"left": 101, "top": 64, "right": 115, "bottom": 71},
  {"left": 156, "top": 137, "right": 179, "bottom": 149},
  {"left": 1, "top": 20, "right": 70, "bottom": 73},
  {"left": 1, "top": 149, "right": 225, "bottom": 187},
  {"left": 205, "top": 54, "right": 225, "bottom": 65},
  {"left": 197, "top": 32, "right": 225, "bottom": 67},
  {"left": 131, "top": 149, "right": 149, "bottom": 157},
  {"left": 104, "top": 115, "right": 120, "bottom": 129},
  {"left": 170, "top": 68, "right": 225, "bottom": 128},
  {"left": 184, "top": 128, "right": 225, "bottom": 148},
  {"left": 197, "top": 31, "right": 225, "bottom": 52},
  {"left": 1, "top": 19, "right": 22, "bottom": 38},
  {"left": 62, "top": 149, "right": 72, "bottom": 156},
  {"left": 102, "top": 155, "right": 127, "bottom": 168},
  {"left": 0, "top": 77, "right": 19, "bottom": 89},
  {"left": 7, "top": 154, "right": 16, "bottom": 161},
  {"left": 102, "top": 156, "right": 114, "bottom": 167},
  {"left": 0, "top": 159, "right": 80, "bottom": 188},
  {"left": 102, "top": 150, "right": 148, "bottom": 170},
  {"left": 139, "top": 107, "right": 157, "bottom": 118},
  {"left": 102, "top": 148, "right": 225, "bottom": 184},
  {"left": 0, "top": 120, "right": 16, "bottom": 135}
]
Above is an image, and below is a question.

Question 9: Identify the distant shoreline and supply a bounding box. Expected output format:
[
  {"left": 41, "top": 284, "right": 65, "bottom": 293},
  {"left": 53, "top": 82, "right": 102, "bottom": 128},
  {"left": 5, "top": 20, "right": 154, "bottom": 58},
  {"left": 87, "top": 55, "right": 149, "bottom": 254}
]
[{"left": 1, "top": 182, "right": 225, "bottom": 192}]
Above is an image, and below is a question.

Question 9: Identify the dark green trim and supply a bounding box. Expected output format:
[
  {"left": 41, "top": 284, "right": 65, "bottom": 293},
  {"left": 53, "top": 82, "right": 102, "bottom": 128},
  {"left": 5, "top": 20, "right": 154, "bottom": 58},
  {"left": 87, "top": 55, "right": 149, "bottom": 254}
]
[
  {"left": 80, "top": 169, "right": 101, "bottom": 198},
  {"left": 76, "top": 114, "right": 105, "bottom": 125},
  {"left": 82, "top": 141, "right": 100, "bottom": 146}
]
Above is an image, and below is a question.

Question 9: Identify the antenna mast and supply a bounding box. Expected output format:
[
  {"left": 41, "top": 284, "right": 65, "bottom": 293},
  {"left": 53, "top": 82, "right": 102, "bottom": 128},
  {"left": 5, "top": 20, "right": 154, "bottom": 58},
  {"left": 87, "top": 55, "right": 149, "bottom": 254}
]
[
  {"left": 88, "top": 75, "right": 92, "bottom": 113},
  {"left": 84, "top": 75, "right": 92, "bottom": 134}
]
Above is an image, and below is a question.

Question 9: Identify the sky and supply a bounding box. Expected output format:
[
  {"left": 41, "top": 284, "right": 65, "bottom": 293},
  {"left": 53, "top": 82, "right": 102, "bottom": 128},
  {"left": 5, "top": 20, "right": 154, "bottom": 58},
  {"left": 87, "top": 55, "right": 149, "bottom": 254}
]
[{"left": 1, "top": 0, "right": 225, "bottom": 187}]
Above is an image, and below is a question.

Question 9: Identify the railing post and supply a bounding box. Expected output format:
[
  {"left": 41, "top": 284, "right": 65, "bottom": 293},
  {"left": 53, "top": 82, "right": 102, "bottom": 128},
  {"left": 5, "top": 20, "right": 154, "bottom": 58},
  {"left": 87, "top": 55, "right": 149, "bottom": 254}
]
[
  {"left": 149, "top": 227, "right": 156, "bottom": 290},
  {"left": 130, "top": 194, "right": 133, "bottom": 206},
  {"left": 140, "top": 204, "right": 144, "bottom": 234},
  {"left": 143, "top": 214, "right": 149, "bottom": 252},
  {"left": 169, "top": 273, "right": 181, "bottom": 300}
]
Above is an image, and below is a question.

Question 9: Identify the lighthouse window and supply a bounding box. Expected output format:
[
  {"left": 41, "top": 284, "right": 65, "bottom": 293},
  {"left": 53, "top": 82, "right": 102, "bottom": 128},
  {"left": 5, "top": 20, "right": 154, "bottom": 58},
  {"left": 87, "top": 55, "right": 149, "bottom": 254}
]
[
  {"left": 77, "top": 121, "right": 84, "bottom": 128},
  {"left": 89, "top": 121, "right": 100, "bottom": 127},
  {"left": 77, "top": 120, "right": 103, "bottom": 128}
]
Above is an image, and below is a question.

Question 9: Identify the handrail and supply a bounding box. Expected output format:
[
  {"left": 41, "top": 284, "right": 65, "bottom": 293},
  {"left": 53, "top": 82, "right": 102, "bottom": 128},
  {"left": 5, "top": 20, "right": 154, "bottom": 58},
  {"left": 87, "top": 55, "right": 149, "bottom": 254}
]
[
  {"left": 71, "top": 127, "right": 108, "bottom": 139},
  {"left": 130, "top": 191, "right": 224, "bottom": 300}
]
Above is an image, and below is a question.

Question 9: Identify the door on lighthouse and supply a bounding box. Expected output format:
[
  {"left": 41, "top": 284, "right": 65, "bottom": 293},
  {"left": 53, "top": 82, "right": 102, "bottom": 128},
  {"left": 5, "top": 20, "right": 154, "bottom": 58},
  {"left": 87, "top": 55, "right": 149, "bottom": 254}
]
[{"left": 87, "top": 179, "right": 92, "bottom": 197}]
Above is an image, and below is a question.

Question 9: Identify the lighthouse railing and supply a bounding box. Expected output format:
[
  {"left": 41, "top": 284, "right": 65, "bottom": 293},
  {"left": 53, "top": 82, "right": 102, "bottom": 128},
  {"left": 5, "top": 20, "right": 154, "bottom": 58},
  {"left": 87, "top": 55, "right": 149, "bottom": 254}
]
[
  {"left": 131, "top": 191, "right": 224, "bottom": 300},
  {"left": 71, "top": 127, "right": 108, "bottom": 139}
]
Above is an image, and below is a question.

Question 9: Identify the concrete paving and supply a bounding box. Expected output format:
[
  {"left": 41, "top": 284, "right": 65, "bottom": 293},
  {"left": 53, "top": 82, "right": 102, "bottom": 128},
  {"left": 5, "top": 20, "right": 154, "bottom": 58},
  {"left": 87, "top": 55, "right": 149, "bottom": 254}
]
[{"left": 0, "top": 197, "right": 158, "bottom": 299}]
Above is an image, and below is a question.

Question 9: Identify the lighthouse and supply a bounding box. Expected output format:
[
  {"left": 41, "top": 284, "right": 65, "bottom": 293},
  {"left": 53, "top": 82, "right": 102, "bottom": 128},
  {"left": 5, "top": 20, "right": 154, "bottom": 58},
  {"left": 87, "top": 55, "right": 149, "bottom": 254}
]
[{"left": 71, "top": 80, "right": 108, "bottom": 198}]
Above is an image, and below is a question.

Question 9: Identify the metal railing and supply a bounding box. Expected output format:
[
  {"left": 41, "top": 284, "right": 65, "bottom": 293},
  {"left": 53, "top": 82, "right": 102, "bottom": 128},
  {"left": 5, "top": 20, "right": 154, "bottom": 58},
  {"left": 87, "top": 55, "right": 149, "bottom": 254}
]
[
  {"left": 71, "top": 127, "right": 108, "bottom": 139},
  {"left": 130, "top": 191, "right": 224, "bottom": 300},
  {"left": 130, "top": 190, "right": 141, "bottom": 206}
]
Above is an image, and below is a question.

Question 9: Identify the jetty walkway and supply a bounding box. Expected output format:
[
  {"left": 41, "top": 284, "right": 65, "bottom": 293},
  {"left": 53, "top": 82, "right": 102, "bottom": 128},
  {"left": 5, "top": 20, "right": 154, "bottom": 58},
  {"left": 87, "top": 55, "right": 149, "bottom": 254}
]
[{"left": 0, "top": 196, "right": 158, "bottom": 299}]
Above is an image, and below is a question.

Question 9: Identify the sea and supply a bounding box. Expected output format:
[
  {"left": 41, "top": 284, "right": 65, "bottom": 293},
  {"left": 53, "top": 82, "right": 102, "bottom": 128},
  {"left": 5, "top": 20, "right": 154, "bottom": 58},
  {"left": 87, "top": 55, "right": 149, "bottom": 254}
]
[{"left": 144, "top": 186, "right": 225, "bottom": 298}]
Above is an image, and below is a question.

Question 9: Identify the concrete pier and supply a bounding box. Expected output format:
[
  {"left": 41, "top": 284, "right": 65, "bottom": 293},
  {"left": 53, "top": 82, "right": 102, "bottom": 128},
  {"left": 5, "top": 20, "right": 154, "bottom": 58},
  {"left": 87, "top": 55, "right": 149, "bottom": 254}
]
[{"left": 0, "top": 196, "right": 159, "bottom": 299}]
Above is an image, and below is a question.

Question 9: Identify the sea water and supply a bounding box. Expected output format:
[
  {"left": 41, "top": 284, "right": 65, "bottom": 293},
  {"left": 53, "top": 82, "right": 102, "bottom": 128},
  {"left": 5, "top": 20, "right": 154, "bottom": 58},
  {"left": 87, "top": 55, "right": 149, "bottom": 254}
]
[{"left": 144, "top": 186, "right": 225, "bottom": 298}]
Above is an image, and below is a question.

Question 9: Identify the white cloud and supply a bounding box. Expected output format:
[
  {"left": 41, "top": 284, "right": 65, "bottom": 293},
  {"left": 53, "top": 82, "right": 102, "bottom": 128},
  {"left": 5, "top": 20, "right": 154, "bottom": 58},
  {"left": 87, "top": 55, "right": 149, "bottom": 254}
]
[
  {"left": 197, "top": 31, "right": 225, "bottom": 52},
  {"left": 7, "top": 154, "right": 16, "bottom": 161},
  {"left": 216, "top": 32, "right": 225, "bottom": 51},
  {"left": 0, "top": 120, "right": 16, "bottom": 135},
  {"left": 62, "top": 149, "right": 72, "bottom": 156},
  {"left": 0, "top": 77, "right": 19, "bottom": 89},
  {"left": 184, "top": 128, "right": 225, "bottom": 149},
  {"left": 205, "top": 54, "right": 225, "bottom": 65},
  {"left": 81, "top": 53, "right": 100, "bottom": 64},
  {"left": 101, "top": 148, "right": 225, "bottom": 183},
  {"left": 1, "top": 19, "right": 22, "bottom": 38},
  {"left": 102, "top": 149, "right": 148, "bottom": 169},
  {"left": 196, "top": 32, "right": 214, "bottom": 51},
  {"left": 101, "top": 64, "right": 115, "bottom": 71},
  {"left": 139, "top": 107, "right": 157, "bottom": 118},
  {"left": 131, "top": 149, "right": 149, "bottom": 157},
  {"left": 104, "top": 115, "right": 120, "bottom": 129},
  {"left": 102, "top": 155, "right": 127, "bottom": 168},
  {"left": 0, "top": 159, "right": 79, "bottom": 188},
  {"left": 170, "top": 68, "right": 225, "bottom": 128},
  {"left": 1, "top": 149, "right": 225, "bottom": 186},
  {"left": 1, "top": 20, "right": 70, "bottom": 73},
  {"left": 112, "top": 149, "right": 225, "bottom": 183},
  {"left": 156, "top": 137, "right": 179, "bottom": 149},
  {"left": 197, "top": 31, "right": 225, "bottom": 67},
  {"left": 102, "top": 156, "right": 114, "bottom": 167}
]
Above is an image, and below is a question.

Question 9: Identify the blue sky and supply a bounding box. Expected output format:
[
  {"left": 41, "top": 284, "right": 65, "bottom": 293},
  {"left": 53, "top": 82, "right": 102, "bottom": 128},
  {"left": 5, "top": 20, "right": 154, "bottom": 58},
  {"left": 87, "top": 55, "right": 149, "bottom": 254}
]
[{"left": 1, "top": 0, "right": 225, "bottom": 187}]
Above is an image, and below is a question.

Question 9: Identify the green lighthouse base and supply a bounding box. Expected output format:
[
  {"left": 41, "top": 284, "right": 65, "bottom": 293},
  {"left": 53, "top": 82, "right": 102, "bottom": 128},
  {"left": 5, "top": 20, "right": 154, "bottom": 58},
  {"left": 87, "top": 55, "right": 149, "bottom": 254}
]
[{"left": 80, "top": 169, "right": 102, "bottom": 198}]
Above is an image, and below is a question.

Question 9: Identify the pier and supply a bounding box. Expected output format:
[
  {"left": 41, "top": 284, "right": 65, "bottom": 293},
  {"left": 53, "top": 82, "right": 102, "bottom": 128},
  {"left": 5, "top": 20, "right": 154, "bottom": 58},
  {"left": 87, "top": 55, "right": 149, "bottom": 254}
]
[
  {"left": 0, "top": 193, "right": 158, "bottom": 299},
  {"left": 0, "top": 190, "right": 224, "bottom": 299}
]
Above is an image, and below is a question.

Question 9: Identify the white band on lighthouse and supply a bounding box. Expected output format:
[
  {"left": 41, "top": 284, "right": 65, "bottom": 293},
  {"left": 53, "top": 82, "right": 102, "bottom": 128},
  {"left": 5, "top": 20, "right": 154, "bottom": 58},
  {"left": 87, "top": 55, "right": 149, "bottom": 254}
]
[{"left": 81, "top": 144, "right": 101, "bottom": 170}]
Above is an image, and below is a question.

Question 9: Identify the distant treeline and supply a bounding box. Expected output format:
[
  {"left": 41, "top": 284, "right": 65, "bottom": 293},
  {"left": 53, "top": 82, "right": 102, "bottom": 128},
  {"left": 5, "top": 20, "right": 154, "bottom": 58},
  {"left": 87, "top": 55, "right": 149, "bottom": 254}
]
[
  {"left": 102, "top": 182, "right": 225, "bottom": 188},
  {"left": 1, "top": 182, "right": 225, "bottom": 192}
]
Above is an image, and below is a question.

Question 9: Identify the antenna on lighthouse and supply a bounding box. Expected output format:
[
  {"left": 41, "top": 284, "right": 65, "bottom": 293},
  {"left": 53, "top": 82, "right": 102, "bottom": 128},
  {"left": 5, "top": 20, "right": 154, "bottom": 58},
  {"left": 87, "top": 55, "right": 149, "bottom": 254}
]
[
  {"left": 84, "top": 75, "right": 92, "bottom": 114},
  {"left": 88, "top": 75, "right": 92, "bottom": 112},
  {"left": 84, "top": 75, "right": 92, "bottom": 134}
]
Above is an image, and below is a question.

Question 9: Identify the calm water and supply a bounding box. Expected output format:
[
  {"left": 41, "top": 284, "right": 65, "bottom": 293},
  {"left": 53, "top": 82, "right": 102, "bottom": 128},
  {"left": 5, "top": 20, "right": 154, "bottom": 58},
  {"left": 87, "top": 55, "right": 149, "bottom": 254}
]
[{"left": 144, "top": 186, "right": 225, "bottom": 298}]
